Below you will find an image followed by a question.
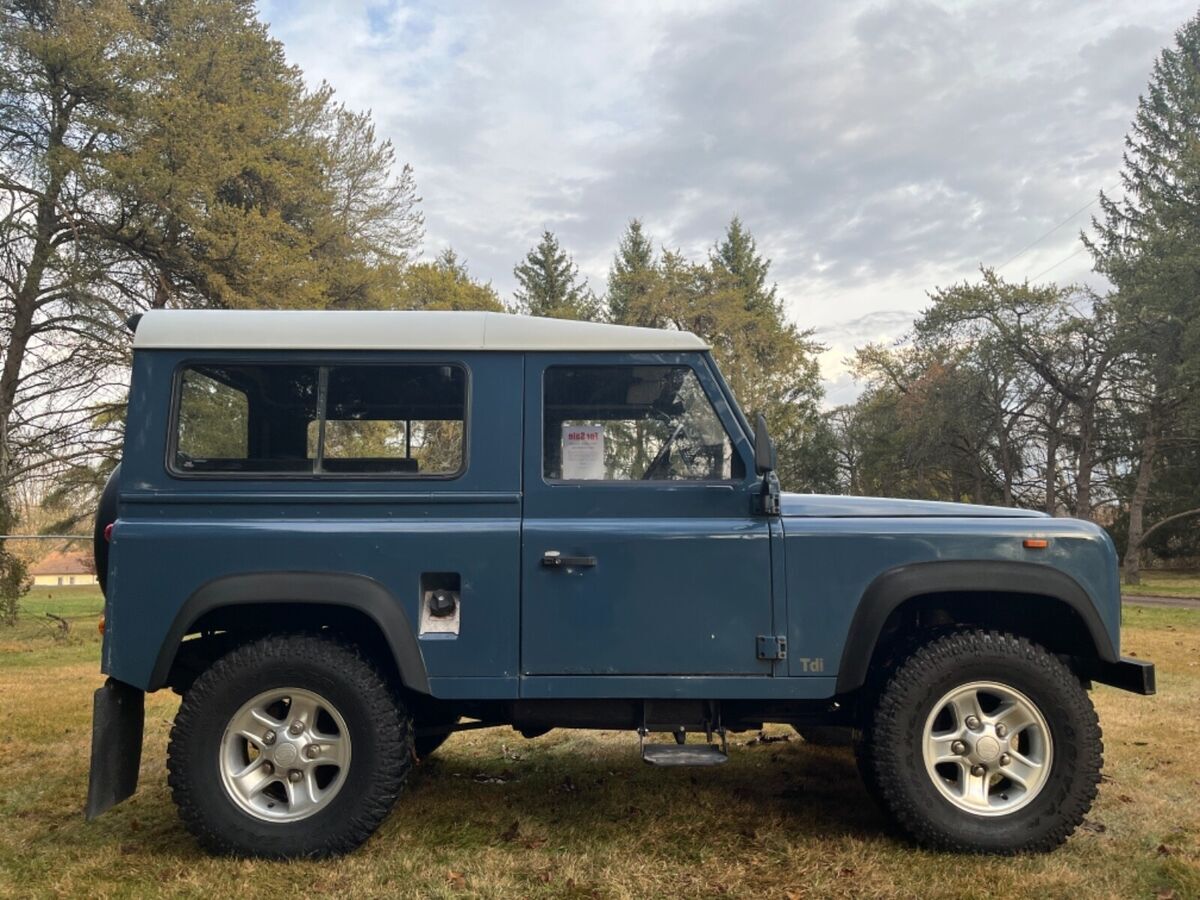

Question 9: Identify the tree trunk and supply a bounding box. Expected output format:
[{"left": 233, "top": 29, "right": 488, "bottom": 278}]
[
  {"left": 1044, "top": 400, "right": 1063, "bottom": 515},
  {"left": 1073, "top": 399, "right": 1096, "bottom": 519},
  {"left": 1122, "top": 409, "right": 1159, "bottom": 586}
]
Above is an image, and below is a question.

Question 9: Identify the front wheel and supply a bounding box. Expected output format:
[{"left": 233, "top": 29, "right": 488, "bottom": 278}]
[
  {"left": 167, "top": 634, "right": 413, "bottom": 858},
  {"left": 861, "top": 629, "right": 1101, "bottom": 854}
]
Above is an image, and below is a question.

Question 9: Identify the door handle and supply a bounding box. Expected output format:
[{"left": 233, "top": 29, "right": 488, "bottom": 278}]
[{"left": 542, "top": 550, "right": 597, "bottom": 569}]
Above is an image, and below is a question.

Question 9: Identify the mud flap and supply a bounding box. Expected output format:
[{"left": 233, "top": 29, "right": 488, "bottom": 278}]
[{"left": 85, "top": 677, "right": 144, "bottom": 820}]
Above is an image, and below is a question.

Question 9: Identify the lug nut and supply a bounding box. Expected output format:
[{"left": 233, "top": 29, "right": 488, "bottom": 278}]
[
  {"left": 951, "top": 740, "right": 966, "bottom": 755},
  {"left": 964, "top": 715, "right": 981, "bottom": 731},
  {"left": 971, "top": 764, "right": 986, "bottom": 777},
  {"left": 263, "top": 730, "right": 276, "bottom": 745},
  {"left": 999, "top": 753, "right": 1011, "bottom": 767},
  {"left": 305, "top": 744, "right": 320, "bottom": 760},
  {"left": 261, "top": 761, "right": 274, "bottom": 775},
  {"left": 995, "top": 723, "right": 1008, "bottom": 738},
  {"left": 288, "top": 721, "right": 304, "bottom": 736},
  {"left": 288, "top": 769, "right": 303, "bottom": 783}
]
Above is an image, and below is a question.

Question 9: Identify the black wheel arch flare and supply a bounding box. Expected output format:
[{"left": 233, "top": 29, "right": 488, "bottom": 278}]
[
  {"left": 149, "top": 571, "right": 429, "bottom": 694},
  {"left": 835, "top": 559, "right": 1119, "bottom": 695}
]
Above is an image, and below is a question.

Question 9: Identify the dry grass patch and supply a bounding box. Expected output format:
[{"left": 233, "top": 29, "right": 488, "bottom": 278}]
[{"left": 0, "top": 604, "right": 1197, "bottom": 898}]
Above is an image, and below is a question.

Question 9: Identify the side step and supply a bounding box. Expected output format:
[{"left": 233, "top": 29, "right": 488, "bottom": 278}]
[{"left": 641, "top": 743, "right": 728, "bottom": 767}]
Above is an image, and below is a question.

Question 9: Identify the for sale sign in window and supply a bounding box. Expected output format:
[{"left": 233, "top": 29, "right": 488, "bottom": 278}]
[{"left": 561, "top": 424, "right": 605, "bottom": 480}]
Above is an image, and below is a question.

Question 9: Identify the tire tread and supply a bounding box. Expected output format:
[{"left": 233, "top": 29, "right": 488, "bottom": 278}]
[{"left": 167, "top": 632, "right": 412, "bottom": 858}]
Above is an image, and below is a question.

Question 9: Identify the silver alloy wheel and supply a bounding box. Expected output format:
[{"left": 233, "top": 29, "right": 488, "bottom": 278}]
[
  {"left": 219, "top": 687, "right": 351, "bottom": 823},
  {"left": 922, "top": 680, "right": 1053, "bottom": 817}
]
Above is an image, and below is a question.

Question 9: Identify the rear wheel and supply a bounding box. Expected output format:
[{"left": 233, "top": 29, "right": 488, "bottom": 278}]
[
  {"left": 861, "top": 629, "right": 1101, "bottom": 854},
  {"left": 92, "top": 463, "right": 120, "bottom": 595},
  {"left": 168, "top": 633, "right": 412, "bottom": 858}
]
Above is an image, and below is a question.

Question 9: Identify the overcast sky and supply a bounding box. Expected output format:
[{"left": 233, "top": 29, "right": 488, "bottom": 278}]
[{"left": 258, "top": 0, "right": 1194, "bottom": 404}]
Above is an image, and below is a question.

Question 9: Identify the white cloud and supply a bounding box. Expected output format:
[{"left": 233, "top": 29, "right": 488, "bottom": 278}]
[{"left": 258, "top": 0, "right": 1193, "bottom": 399}]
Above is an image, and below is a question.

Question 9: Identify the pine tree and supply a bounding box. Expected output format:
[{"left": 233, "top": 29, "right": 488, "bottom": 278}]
[
  {"left": 712, "top": 217, "right": 779, "bottom": 314},
  {"left": 1084, "top": 10, "right": 1200, "bottom": 581},
  {"left": 607, "top": 219, "right": 657, "bottom": 325},
  {"left": 0, "top": 0, "right": 425, "bottom": 615},
  {"left": 613, "top": 222, "right": 835, "bottom": 492},
  {"left": 513, "top": 230, "right": 601, "bottom": 321}
]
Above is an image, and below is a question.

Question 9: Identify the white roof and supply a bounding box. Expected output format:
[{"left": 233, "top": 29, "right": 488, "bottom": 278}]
[{"left": 133, "top": 310, "right": 708, "bottom": 352}]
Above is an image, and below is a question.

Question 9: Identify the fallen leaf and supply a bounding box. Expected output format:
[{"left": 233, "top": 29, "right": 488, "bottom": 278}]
[
  {"left": 447, "top": 871, "right": 466, "bottom": 889},
  {"left": 499, "top": 820, "right": 520, "bottom": 842},
  {"left": 1119, "top": 794, "right": 1134, "bottom": 803},
  {"left": 524, "top": 837, "right": 548, "bottom": 849},
  {"left": 1157, "top": 844, "right": 1172, "bottom": 856}
]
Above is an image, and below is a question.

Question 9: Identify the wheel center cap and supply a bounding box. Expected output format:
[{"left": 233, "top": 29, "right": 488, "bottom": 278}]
[
  {"left": 975, "top": 735, "right": 1001, "bottom": 762},
  {"left": 274, "top": 742, "right": 299, "bottom": 766}
]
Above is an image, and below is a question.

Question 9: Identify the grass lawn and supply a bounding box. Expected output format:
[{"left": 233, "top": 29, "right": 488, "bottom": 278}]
[
  {"left": 1122, "top": 570, "right": 1200, "bottom": 600},
  {"left": 0, "top": 593, "right": 1198, "bottom": 898}
]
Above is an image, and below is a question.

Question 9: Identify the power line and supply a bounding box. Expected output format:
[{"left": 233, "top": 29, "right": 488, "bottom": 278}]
[
  {"left": 998, "top": 184, "right": 1117, "bottom": 271},
  {"left": 1028, "top": 246, "right": 1089, "bottom": 282}
]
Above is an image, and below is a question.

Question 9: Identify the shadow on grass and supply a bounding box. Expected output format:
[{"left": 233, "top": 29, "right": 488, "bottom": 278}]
[
  {"left": 69, "top": 735, "right": 892, "bottom": 863},
  {"left": 385, "top": 732, "right": 892, "bottom": 854}
]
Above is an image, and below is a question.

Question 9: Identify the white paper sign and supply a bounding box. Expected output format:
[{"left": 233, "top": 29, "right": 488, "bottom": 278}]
[{"left": 561, "top": 424, "right": 606, "bottom": 480}]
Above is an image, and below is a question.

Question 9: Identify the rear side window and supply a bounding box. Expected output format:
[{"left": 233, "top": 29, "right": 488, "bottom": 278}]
[
  {"left": 543, "top": 365, "right": 742, "bottom": 481},
  {"left": 175, "top": 365, "right": 317, "bottom": 473},
  {"left": 172, "top": 362, "right": 466, "bottom": 477},
  {"left": 317, "top": 365, "right": 465, "bottom": 475}
]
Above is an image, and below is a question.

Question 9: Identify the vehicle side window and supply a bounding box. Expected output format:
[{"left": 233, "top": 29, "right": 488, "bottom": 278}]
[
  {"left": 173, "top": 363, "right": 466, "bottom": 477},
  {"left": 543, "top": 365, "right": 743, "bottom": 481},
  {"left": 176, "top": 365, "right": 317, "bottom": 473},
  {"left": 317, "top": 365, "right": 465, "bottom": 475}
]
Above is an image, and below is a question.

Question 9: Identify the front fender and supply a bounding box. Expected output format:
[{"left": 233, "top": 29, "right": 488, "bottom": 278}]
[{"left": 834, "top": 560, "right": 1118, "bottom": 694}]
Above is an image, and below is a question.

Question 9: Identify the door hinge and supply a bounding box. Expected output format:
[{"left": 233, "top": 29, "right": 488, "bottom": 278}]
[{"left": 756, "top": 635, "right": 787, "bottom": 660}]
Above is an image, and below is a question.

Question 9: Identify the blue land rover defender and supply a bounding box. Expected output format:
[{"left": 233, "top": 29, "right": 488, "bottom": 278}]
[{"left": 87, "top": 310, "right": 1154, "bottom": 858}]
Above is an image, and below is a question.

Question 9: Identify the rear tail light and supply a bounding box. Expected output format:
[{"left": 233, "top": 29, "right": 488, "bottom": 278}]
[{"left": 103, "top": 523, "right": 114, "bottom": 542}]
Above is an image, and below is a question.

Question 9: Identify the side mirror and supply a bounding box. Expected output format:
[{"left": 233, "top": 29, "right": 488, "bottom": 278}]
[{"left": 754, "top": 413, "right": 776, "bottom": 475}]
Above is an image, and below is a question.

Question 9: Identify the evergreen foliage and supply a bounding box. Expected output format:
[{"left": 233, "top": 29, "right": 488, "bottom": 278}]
[
  {"left": 607, "top": 220, "right": 657, "bottom": 326},
  {"left": 513, "top": 230, "right": 601, "bottom": 321}
]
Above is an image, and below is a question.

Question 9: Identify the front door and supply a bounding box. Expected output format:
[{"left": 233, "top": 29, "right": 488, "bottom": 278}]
[{"left": 520, "top": 353, "right": 775, "bottom": 677}]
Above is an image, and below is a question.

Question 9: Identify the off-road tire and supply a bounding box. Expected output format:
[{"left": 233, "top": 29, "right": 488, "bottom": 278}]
[
  {"left": 167, "top": 633, "right": 412, "bottom": 858},
  {"left": 862, "top": 629, "right": 1101, "bottom": 854},
  {"left": 92, "top": 463, "right": 120, "bottom": 595}
]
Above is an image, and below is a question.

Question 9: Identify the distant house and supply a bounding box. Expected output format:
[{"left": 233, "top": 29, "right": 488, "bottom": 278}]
[{"left": 29, "top": 551, "right": 97, "bottom": 587}]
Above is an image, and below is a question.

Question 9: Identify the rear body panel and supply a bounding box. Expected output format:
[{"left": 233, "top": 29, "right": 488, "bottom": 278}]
[{"left": 104, "top": 349, "right": 524, "bottom": 695}]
